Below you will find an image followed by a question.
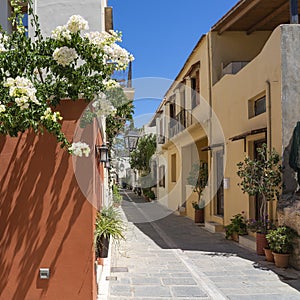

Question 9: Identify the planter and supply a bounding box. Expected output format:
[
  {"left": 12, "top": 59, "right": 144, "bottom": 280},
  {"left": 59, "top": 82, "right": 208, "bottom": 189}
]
[
  {"left": 96, "top": 235, "right": 110, "bottom": 258},
  {"left": 256, "top": 232, "right": 268, "bottom": 255},
  {"left": 231, "top": 232, "right": 239, "bottom": 242},
  {"left": 194, "top": 209, "right": 204, "bottom": 223},
  {"left": 263, "top": 248, "right": 274, "bottom": 262},
  {"left": 273, "top": 252, "right": 290, "bottom": 268}
]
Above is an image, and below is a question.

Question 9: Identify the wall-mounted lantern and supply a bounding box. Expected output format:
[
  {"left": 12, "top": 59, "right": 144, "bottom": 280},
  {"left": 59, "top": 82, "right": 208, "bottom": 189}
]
[{"left": 95, "top": 144, "right": 109, "bottom": 163}]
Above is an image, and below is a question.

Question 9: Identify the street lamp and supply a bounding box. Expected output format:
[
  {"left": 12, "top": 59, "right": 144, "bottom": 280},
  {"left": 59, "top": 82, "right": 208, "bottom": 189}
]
[{"left": 124, "top": 130, "right": 140, "bottom": 152}]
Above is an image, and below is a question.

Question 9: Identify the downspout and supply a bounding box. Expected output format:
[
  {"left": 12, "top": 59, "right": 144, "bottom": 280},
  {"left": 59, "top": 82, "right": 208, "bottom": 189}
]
[
  {"left": 266, "top": 79, "right": 273, "bottom": 219},
  {"left": 207, "top": 32, "right": 214, "bottom": 220},
  {"left": 266, "top": 80, "right": 272, "bottom": 151}
]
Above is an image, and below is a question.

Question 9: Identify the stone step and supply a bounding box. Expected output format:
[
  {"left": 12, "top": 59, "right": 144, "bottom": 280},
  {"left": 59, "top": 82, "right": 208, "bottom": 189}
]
[
  {"left": 204, "top": 221, "right": 224, "bottom": 233},
  {"left": 239, "top": 234, "right": 256, "bottom": 252}
]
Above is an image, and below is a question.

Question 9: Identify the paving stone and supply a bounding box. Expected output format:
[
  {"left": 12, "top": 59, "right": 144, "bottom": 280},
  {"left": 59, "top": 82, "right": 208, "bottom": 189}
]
[
  {"left": 133, "top": 285, "right": 172, "bottom": 297},
  {"left": 131, "top": 277, "right": 162, "bottom": 285},
  {"left": 171, "top": 286, "right": 208, "bottom": 297},
  {"left": 162, "top": 277, "right": 197, "bottom": 286},
  {"left": 109, "top": 284, "right": 132, "bottom": 297}
]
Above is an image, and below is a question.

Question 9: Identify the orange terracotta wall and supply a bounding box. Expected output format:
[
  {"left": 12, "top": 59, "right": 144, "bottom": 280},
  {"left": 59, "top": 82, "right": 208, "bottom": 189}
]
[{"left": 0, "top": 100, "right": 98, "bottom": 299}]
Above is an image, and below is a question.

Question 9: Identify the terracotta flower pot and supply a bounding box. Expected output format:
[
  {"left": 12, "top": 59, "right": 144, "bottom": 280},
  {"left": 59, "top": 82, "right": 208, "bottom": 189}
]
[
  {"left": 194, "top": 209, "right": 204, "bottom": 223},
  {"left": 231, "top": 232, "right": 239, "bottom": 242},
  {"left": 256, "top": 232, "right": 268, "bottom": 255},
  {"left": 273, "top": 252, "right": 290, "bottom": 268},
  {"left": 263, "top": 248, "right": 274, "bottom": 262}
]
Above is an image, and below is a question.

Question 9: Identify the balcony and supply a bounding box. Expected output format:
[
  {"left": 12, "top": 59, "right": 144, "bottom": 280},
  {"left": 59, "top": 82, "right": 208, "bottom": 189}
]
[
  {"left": 157, "top": 135, "right": 165, "bottom": 144},
  {"left": 221, "top": 61, "right": 249, "bottom": 77},
  {"left": 111, "top": 61, "right": 132, "bottom": 88},
  {"left": 169, "top": 109, "right": 189, "bottom": 139}
]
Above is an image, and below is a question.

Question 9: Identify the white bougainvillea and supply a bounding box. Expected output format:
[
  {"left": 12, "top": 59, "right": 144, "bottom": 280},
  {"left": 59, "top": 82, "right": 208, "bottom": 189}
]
[
  {"left": 0, "top": 1, "right": 134, "bottom": 155},
  {"left": 69, "top": 142, "right": 91, "bottom": 157},
  {"left": 67, "top": 15, "right": 89, "bottom": 33},
  {"left": 51, "top": 25, "right": 72, "bottom": 41},
  {"left": 53, "top": 46, "right": 78, "bottom": 67}
]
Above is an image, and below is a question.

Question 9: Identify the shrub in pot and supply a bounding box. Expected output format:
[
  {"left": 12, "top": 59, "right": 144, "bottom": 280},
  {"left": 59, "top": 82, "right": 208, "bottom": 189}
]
[
  {"left": 187, "top": 161, "right": 208, "bottom": 223},
  {"left": 266, "top": 226, "right": 297, "bottom": 268},
  {"left": 225, "top": 213, "right": 247, "bottom": 241}
]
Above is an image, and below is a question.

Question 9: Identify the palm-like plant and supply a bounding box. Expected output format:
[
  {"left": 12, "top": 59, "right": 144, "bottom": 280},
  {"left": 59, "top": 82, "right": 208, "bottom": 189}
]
[{"left": 94, "top": 206, "right": 125, "bottom": 258}]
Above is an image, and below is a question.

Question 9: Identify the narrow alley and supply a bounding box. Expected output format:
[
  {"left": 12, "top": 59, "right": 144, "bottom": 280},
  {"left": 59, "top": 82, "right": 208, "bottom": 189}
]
[{"left": 100, "top": 190, "right": 300, "bottom": 300}]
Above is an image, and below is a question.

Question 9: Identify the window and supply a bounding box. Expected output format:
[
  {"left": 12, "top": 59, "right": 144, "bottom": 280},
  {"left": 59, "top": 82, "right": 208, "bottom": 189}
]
[
  {"left": 159, "top": 165, "right": 165, "bottom": 187},
  {"left": 191, "top": 71, "right": 200, "bottom": 109},
  {"left": 254, "top": 96, "right": 266, "bottom": 116},
  {"left": 248, "top": 95, "right": 266, "bottom": 118},
  {"left": 171, "top": 154, "right": 176, "bottom": 182},
  {"left": 169, "top": 103, "right": 175, "bottom": 119}
]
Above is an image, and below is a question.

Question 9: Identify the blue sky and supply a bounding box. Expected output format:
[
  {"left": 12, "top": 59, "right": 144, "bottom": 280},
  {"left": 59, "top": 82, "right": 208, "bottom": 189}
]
[{"left": 110, "top": 0, "right": 238, "bottom": 126}]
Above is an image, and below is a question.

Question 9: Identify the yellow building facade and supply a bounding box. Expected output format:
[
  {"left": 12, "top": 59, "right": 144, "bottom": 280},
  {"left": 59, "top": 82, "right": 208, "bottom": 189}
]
[{"left": 153, "top": 0, "right": 300, "bottom": 249}]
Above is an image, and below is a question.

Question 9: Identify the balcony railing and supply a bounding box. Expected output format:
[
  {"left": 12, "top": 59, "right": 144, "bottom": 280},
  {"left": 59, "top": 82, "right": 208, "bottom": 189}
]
[
  {"left": 111, "top": 61, "right": 132, "bottom": 88},
  {"left": 169, "top": 109, "right": 189, "bottom": 138}
]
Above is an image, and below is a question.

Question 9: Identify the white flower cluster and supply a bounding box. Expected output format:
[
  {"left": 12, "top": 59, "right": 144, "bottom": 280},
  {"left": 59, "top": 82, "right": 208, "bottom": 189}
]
[
  {"left": 4, "top": 76, "right": 40, "bottom": 110},
  {"left": 0, "top": 102, "right": 6, "bottom": 113},
  {"left": 85, "top": 30, "right": 134, "bottom": 70},
  {"left": 53, "top": 46, "right": 78, "bottom": 67},
  {"left": 67, "top": 15, "right": 89, "bottom": 33},
  {"left": 0, "top": 33, "right": 8, "bottom": 52},
  {"left": 103, "top": 43, "right": 134, "bottom": 70},
  {"left": 103, "top": 79, "right": 120, "bottom": 90},
  {"left": 92, "top": 96, "right": 117, "bottom": 117},
  {"left": 69, "top": 141, "right": 91, "bottom": 157},
  {"left": 85, "top": 30, "right": 121, "bottom": 48},
  {"left": 40, "top": 107, "right": 63, "bottom": 122},
  {"left": 51, "top": 25, "right": 72, "bottom": 41}
]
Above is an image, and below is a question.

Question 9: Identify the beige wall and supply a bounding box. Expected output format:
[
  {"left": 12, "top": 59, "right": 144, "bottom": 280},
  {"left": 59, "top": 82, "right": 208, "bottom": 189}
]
[{"left": 211, "top": 27, "right": 282, "bottom": 225}]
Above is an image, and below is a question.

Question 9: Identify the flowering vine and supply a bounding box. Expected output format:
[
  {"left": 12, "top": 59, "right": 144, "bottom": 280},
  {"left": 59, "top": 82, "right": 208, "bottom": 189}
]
[{"left": 0, "top": 0, "right": 134, "bottom": 156}]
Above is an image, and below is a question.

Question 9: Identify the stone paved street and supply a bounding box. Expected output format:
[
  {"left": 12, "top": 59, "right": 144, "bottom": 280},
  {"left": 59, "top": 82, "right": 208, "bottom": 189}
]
[{"left": 105, "top": 190, "right": 300, "bottom": 299}]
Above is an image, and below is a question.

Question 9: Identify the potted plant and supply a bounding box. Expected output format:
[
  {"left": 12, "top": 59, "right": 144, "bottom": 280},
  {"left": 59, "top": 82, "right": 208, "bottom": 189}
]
[
  {"left": 237, "top": 144, "right": 282, "bottom": 255},
  {"left": 266, "top": 226, "right": 297, "bottom": 268},
  {"left": 112, "top": 185, "right": 122, "bottom": 207},
  {"left": 94, "top": 206, "right": 125, "bottom": 260},
  {"left": 187, "top": 161, "right": 208, "bottom": 223},
  {"left": 225, "top": 213, "right": 247, "bottom": 242}
]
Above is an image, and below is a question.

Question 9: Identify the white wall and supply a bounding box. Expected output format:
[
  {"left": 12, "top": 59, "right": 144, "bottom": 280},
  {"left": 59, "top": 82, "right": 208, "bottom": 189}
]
[
  {"left": 30, "top": 0, "right": 107, "bottom": 36},
  {"left": 0, "top": 1, "right": 12, "bottom": 32}
]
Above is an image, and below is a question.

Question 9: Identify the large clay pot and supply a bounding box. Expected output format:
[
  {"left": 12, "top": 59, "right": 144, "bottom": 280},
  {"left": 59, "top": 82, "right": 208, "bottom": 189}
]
[
  {"left": 256, "top": 233, "right": 268, "bottom": 255},
  {"left": 263, "top": 248, "right": 274, "bottom": 262},
  {"left": 273, "top": 252, "right": 290, "bottom": 268},
  {"left": 194, "top": 209, "right": 204, "bottom": 223}
]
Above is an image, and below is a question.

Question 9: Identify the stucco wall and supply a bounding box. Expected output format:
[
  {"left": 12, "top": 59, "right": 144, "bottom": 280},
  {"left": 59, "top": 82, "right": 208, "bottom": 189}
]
[
  {"left": 211, "top": 26, "right": 282, "bottom": 225},
  {"left": 0, "top": 100, "right": 98, "bottom": 299},
  {"left": 30, "top": 0, "right": 107, "bottom": 37}
]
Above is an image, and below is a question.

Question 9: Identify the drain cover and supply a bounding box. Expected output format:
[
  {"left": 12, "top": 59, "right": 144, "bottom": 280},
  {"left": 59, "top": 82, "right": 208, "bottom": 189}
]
[
  {"left": 106, "top": 276, "right": 117, "bottom": 281},
  {"left": 110, "top": 267, "right": 128, "bottom": 272}
]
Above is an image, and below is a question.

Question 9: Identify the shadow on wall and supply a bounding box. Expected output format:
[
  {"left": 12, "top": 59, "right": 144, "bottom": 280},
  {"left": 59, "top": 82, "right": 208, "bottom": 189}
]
[{"left": 0, "top": 126, "right": 94, "bottom": 298}]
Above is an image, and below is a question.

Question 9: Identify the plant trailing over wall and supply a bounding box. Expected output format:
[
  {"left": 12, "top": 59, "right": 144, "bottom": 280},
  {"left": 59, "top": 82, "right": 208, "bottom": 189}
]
[
  {"left": 187, "top": 161, "right": 208, "bottom": 208},
  {"left": 237, "top": 144, "right": 282, "bottom": 230},
  {"left": 0, "top": 0, "right": 134, "bottom": 156}
]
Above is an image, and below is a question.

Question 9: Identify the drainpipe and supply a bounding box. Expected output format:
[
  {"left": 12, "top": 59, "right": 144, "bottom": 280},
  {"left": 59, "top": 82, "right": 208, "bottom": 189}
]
[
  {"left": 207, "top": 32, "right": 214, "bottom": 221},
  {"left": 266, "top": 80, "right": 272, "bottom": 151},
  {"left": 266, "top": 80, "right": 273, "bottom": 219}
]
